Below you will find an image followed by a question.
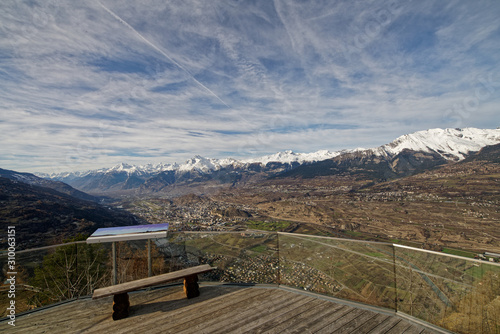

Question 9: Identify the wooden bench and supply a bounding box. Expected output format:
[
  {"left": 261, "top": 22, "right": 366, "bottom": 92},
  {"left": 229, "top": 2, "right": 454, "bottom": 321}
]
[{"left": 92, "top": 264, "right": 216, "bottom": 320}]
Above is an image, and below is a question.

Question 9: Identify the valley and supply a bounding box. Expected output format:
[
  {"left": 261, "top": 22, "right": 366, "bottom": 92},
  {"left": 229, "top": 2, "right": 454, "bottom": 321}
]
[
  {"left": 2, "top": 128, "right": 499, "bottom": 255},
  {"left": 117, "top": 157, "right": 500, "bottom": 254}
]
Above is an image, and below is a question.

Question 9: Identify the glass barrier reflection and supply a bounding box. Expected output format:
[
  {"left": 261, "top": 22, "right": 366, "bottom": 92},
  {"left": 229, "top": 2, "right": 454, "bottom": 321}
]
[
  {"left": 1, "top": 242, "right": 112, "bottom": 316},
  {"left": 394, "top": 245, "right": 500, "bottom": 334},
  {"left": 278, "top": 233, "right": 397, "bottom": 309},
  {"left": 165, "top": 232, "right": 279, "bottom": 284}
]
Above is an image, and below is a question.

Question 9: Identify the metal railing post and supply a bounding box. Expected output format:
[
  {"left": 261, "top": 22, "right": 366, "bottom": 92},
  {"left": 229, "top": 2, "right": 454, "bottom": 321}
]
[
  {"left": 112, "top": 242, "right": 117, "bottom": 285},
  {"left": 148, "top": 239, "right": 152, "bottom": 277}
]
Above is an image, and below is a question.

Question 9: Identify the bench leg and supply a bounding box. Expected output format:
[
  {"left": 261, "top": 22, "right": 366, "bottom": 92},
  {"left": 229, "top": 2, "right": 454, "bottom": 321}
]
[
  {"left": 112, "top": 293, "right": 130, "bottom": 320},
  {"left": 183, "top": 275, "right": 200, "bottom": 299}
]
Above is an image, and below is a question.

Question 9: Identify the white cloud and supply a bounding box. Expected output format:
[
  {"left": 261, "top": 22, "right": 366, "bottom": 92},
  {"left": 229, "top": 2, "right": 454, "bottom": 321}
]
[{"left": 1, "top": 0, "right": 499, "bottom": 173}]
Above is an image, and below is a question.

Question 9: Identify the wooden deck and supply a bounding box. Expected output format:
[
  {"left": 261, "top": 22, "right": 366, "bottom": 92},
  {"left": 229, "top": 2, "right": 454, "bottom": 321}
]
[{"left": 5, "top": 285, "right": 445, "bottom": 334}]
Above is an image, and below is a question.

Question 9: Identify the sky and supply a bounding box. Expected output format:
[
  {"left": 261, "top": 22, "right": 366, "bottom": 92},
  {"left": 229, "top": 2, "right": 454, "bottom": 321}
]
[{"left": 1, "top": 0, "right": 500, "bottom": 174}]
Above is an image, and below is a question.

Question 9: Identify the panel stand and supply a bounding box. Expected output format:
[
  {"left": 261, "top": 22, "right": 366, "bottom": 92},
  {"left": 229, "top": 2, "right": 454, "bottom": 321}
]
[
  {"left": 112, "top": 242, "right": 117, "bottom": 285},
  {"left": 183, "top": 275, "right": 200, "bottom": 299},
  {"left": 112, "top": 293, "right": 130, "bottom": 320},
  {"left": 148, "top": 239, "right": 152, "bottom": 277}
]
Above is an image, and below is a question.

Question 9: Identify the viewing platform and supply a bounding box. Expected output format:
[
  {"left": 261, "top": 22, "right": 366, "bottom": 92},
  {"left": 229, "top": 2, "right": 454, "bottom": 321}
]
[
  {"left": 6, "top": 284, "right": 442, "bottom": 333},
  {"left": 1, "top": 231, "right": 498, "bottom": 333}
]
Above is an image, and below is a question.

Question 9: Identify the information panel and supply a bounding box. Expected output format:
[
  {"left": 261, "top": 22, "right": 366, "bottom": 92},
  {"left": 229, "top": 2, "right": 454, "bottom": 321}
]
[{"left": 86, "top": 223, "right": 169, "bottom": 243}]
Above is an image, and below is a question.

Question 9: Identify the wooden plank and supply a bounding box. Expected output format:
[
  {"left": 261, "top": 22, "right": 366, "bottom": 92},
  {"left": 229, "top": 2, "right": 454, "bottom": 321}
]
[
  {"left": 384, "top": 319, "right": 413, "bottom": 334},
  {"left": 366, "top": 317, "right": 402, "bottom": 333},
  {"left": 224, "top": 298, "right": 323, "bottom": 334},
  {"left": 286, "top": 303, "right": 348, "bottom": 334},
  {"left": 138, "top": 288, "right": 273, "bottom": 333},
  {"left": 229, "top": 294, "right": 318, "bottom": 333},
  {"left": 401, "top": 324, "right": 428, "bottom": 334},
  {"left": 247, "top": 301, "right": 346, "bottom": 333},
  {"left": 349, "top": 313, "right": 392, "bottom": 333},
  {"left": 4, "top": 298, "right": 108, "bottom": 334},
  {"left": 213, "top": 294, "right": 315, "bottom": 334},
  {"left": 331, "top": 311, "right": 380, "bottom": 334},
  {"left": 420, "top": 329, "right": 440, "bottom": 334},
  {"left": 112, "top": 287, "right": 265, "bottom": 333},
  {"left": 296, "top": 306, "right": 356, "bottom": 333},
  {"left": 90, "top": 286, "right": 252, "bottom": 334},
  {"left": 92, "top": 264, "right": 215, "bottom": 299},
  {"left": 315, "top": 308, "right": 368, "bottom": 334},
  {"left": 176, "top": 289, "right": 304, "bottom": 333},
  {"left": 260, "top": 300, "right": 341, "bottom": 334}
]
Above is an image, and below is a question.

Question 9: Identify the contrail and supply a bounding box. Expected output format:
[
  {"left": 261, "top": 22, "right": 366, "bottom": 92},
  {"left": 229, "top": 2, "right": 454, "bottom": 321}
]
[{"left": 96, "top": 1, "right": 231, "bottom": 108}]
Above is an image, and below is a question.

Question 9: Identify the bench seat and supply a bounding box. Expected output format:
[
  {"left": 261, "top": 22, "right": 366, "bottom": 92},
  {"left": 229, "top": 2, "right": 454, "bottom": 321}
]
[{"left": 92, "top": 264, "right": 216, "bottom": 320}]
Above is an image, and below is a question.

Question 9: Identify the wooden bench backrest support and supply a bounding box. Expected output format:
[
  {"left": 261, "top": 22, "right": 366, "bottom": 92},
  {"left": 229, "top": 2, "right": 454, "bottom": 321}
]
[{"left": 92, "top": 264, "right": 216, "bottom": 299}]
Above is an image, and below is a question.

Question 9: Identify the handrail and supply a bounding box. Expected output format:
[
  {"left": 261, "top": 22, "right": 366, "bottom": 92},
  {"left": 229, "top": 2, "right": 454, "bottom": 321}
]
[
  {"left": 278, "top": 231, "right": 394, "bottom": 245},
  {"left": 393, "top": 243, "right": 500, "bottom": 266},
  {"left": 0, "top": 240, "right": 87, "bottom": 257}
]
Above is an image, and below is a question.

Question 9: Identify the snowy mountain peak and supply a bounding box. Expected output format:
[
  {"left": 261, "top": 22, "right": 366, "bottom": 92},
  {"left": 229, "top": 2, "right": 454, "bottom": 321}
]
[
  {"left": 178, "top": 155, "right": 237, "bottom": 173},
  {"left": 110, "top": 163, "right": 134, "bottom": 172},
  {"left": 242, "top": 149, "right": 343, "bottom": 165},
  {"left": 378, "top": 127, "right": 500, "bottom": 160}
]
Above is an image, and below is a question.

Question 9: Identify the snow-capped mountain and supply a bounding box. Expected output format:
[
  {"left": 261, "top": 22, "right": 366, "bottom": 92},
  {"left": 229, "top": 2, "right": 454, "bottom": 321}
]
[
  {"left": 374, "top": 128, "right": 500, "bottom": 160},
  {"left": 41, "top": 127, "right": 500, "bottom": 194},
  {"left": 177, "top": 156, "right": 238, "bottom": 173},
  {"left": 241, "top": 149, "right": 360, "bottom": 165}
]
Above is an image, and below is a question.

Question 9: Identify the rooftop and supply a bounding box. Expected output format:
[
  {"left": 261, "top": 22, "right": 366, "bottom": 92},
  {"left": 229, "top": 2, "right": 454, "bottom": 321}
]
[{"left": 7, "top": 284, "right": 442, "bottom": 334}]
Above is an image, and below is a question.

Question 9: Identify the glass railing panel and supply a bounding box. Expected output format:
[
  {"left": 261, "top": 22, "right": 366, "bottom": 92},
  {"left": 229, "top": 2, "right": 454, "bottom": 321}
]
[
  {"left": 1, "top": 247, "right": 50, "bottom": 316},
  {"left": 394, "top": 245, "right": 500, "bottom": 334},
  {"left": 165, "top": 232, "right": 279, "bottom": 284},
  {"left": 278, "top": 233, "right": 396, "bottom": 309},
  {"left": 0, "top": 241, "right": 115, "bottom": 316},
  {"left": 113, "top": 238, "right": 170, "bottom": 284},
  {"left": 1, "top": 243, "right": 84, "bottom": 314}
]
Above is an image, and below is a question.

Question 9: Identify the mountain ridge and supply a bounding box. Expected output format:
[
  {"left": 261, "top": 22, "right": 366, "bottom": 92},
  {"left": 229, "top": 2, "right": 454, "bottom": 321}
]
[
  {"left": 42, "top": 127, "right": 500, "bottom": 177},
  {"left": 39, "top": 127, "right": 500, "bottom": 195},
  {"left": 0, "top": 168, "right": 98, "bottom": 202},
  {"left": 0, "top": 177, "right": 139, "bottom": 249}
]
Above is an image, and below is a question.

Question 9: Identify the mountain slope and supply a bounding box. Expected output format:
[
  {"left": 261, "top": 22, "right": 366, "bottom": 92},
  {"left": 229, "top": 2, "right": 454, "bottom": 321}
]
[
  {"left": 0, "top": 177, "right": 139, "bottom": 249},
  {"left": 461, "top": 142, "right": 500, "bottom": 164},
  {"left": 0, "top": 168, "right": 98, "bottom": 202}
]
